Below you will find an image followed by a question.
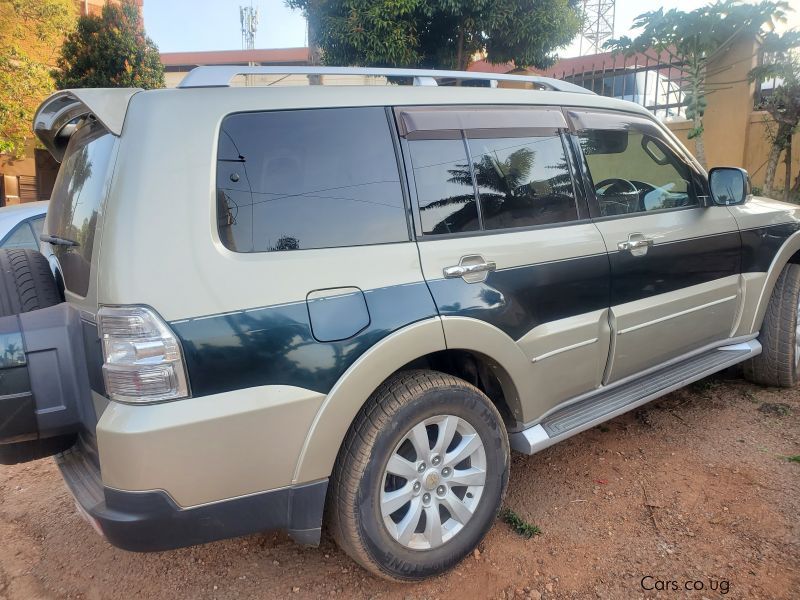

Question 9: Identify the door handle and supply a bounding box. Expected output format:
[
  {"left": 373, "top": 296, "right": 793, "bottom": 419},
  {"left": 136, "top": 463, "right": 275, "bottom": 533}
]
[
  {"left": 618, "top": 233, "right": 654, "bottom": 257},
  {"left": 443, "top": 261, "right": 497, "bottom": 279}
]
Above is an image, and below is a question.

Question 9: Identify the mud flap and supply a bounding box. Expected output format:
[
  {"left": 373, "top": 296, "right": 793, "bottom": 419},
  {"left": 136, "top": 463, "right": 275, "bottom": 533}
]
[{"left": 0, "top": 304, "right": 93, "bottom": 464}]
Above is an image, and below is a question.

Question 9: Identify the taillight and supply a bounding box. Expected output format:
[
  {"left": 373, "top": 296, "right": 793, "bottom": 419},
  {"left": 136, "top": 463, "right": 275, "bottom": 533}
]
[{"left": 97, "top": 306, "right": 189, "bottom": 404}]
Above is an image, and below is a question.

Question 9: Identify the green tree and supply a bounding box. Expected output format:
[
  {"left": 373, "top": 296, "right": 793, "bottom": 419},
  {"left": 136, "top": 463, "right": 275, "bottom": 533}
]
[
  {"left": 55, "top": 0, "right": 164, "bottom": 90},
  {"left": 287, "top": 0, "right": 581, "bottom": 71},
  {"left": 750, "top": 35, "right": 800, "bottom": 199},
  {"left": 0, "top": 0, "right": 75, "bottom": 158},
  {"left": 605, "top": 0, "right": 791, "bottom": 168}
]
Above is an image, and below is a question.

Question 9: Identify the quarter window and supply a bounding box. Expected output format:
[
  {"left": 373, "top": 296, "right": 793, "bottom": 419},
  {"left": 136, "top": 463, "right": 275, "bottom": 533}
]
[
  {"left": 217, "top": 107, "right": 408, "bottom": 252},
  {"left": 468, "top": 135, "right": 577, "bottom": 230},
  {"left": 577, "top": 119, "right": 698, "bottom": 217}
]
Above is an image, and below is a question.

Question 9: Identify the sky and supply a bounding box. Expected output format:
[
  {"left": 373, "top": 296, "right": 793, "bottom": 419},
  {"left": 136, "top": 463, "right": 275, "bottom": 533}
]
[{"left": 144, "top": 0, "right": 800, "bottom": 58}]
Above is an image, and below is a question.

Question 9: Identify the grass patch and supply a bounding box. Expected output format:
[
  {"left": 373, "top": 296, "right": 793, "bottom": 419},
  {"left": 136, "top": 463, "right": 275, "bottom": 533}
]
[
  {"left": 787, "top": 455, "right": 800, "bottom": 464},
  {"left": 741, "top": 389, "right": 759, "bottom": 403},
  {"left": 499, "top": 508, "right": 542, "bottom": 539},
  {"left": 758, "top": 402, "right": 791, "bottom": 417}
]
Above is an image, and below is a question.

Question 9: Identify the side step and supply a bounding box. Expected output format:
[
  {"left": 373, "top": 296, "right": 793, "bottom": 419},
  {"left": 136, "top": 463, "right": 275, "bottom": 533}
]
[{"left": 510, "top": 340, "right": 761, "bottom": 455}]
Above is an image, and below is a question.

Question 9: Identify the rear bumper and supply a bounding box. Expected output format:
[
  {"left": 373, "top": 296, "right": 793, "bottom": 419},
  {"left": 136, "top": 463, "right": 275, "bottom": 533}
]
[{"left": 56, "top": 440, "right": 328, "bottom": 552}]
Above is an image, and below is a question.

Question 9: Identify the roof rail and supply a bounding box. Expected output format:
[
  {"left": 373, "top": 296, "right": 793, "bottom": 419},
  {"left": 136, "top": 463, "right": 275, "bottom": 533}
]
[{"left": 177, "top": 65, "right": 593, "bottom": 94}]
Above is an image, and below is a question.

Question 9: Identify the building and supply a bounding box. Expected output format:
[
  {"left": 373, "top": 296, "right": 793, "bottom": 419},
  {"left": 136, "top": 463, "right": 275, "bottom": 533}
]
[
  {"left": 76, "top": 0, "right": 142, "bottom": 17},
  {"left": 161, "top": 47, "right": 311, "bottom": 88}
]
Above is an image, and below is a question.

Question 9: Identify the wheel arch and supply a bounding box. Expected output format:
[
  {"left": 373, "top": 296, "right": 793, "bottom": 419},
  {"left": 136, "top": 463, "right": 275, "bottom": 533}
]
[
  {"left": 748, "top": 229, "right": 800, "bottom": 334},
  {"left": 292, "top": 316, "right": 526, "bottom": 484}
]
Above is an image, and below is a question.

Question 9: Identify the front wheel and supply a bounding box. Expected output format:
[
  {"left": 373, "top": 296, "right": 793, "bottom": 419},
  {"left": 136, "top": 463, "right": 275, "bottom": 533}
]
[
  {"left": 328, "top": 370, "right": 509, "bottom": 581},
  {"left": 744, "top": 263, "right": 800, "bottom": 387}
]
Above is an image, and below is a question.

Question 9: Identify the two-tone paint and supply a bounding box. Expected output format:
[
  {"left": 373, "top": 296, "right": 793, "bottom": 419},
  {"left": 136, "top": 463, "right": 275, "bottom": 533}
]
[{"left": 32, "top": 84, "right": 798, "bottom": 513}]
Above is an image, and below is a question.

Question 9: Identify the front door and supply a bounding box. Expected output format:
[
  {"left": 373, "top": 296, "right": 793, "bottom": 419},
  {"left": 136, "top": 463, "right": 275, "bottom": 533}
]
[
  {"left": 397, "top": 105, "right": 612, "bottom": 420},
  {"left": 568, "top": 108, "right": 741, "bottom": 383}
]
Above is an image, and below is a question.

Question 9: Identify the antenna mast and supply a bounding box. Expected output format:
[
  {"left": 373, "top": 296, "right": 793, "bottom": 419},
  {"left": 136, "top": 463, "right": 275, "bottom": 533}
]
[
  {"left": 579, "top": 0, "right": 616, "bottom": 55},
  {"left": 240, "top": 3, "right": 259, "bottom": 51}
]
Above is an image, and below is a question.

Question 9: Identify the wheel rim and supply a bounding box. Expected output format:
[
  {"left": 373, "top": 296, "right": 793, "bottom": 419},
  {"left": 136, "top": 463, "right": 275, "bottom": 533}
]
[{"left": 379, "top": 414, "right": 487, "bottom": 550}]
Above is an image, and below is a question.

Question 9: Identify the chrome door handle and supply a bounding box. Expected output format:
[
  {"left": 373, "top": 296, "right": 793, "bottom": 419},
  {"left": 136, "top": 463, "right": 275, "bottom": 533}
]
[
  {"left": 443, "top": 261, "right": 497, "bottom": 279},
  {"left": 618, "top": 233, "right": 654, "bottom": 256}
]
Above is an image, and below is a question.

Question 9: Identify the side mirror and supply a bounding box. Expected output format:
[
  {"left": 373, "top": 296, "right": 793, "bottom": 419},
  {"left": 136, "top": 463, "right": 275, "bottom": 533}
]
[{"left": 708, "top": 167, "right": 751, "bottom": 206}]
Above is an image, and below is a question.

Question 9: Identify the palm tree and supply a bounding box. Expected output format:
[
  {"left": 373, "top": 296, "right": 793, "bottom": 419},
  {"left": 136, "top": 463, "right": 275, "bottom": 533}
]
[{"left": 421, "top": 141, "right": 574, "bottom": 232}]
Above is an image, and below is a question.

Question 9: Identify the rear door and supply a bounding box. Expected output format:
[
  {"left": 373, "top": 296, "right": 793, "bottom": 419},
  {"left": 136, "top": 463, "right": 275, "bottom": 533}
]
[
  {"left": 567, "top": 108, "right": 741, "bottom": 383},
  {"left": 397, "top": 106, "right": 611, "bottom": 420}
]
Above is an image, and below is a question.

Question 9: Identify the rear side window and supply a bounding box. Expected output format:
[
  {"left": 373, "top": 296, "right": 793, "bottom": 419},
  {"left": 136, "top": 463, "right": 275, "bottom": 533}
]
[
  {"left": 468, "top": 135, "right": 577, "bottom": 230},
  {"left": 408, "top": 132, "right": 577, "bottom": 235},
  {"left": 217, "top": 107, "right": 408, "bottom": 252},
  {"left": 48, "top": 121, "right": 116, "bottom": 297}
]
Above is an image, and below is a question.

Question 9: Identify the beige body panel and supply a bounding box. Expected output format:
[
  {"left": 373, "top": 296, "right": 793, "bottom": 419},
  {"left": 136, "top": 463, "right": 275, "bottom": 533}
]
[
  {"left": 732, "top": 272, "right": 769, "bottom": 337},
  {"left": 516, "top": 308, "right": 611, "bottom": 394},
  {"left": 97, "top": 385, "right": 325, "bottom": 507},
  {"left": 606, "top": 276, "right": 740, "bottom": 381},
  {"left": 416, "top": 223, "right": 607, "bottom": 273},
  {"left": 441, "top": 311, "right": 611, "bottom": 423},
  {"left": 594, "top": 207, "right": 741, "bottom": 381}
]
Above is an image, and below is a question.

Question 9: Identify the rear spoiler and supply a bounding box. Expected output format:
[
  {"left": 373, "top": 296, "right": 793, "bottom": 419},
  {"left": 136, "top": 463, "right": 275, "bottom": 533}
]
[{"left": 33, "top": 88, "right": 141, "bottom": 162}]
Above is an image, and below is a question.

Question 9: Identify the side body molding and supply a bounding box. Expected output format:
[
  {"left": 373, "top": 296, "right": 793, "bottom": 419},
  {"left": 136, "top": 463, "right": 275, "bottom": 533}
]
[
  {"left": 745, "top": 228, "right": 800, "bottom": 335},
  {"left": 293, "top": 318, "right": 446, "bottom": 483}
]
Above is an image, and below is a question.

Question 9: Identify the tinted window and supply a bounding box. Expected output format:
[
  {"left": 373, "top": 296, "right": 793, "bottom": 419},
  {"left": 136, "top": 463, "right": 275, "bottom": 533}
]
[
  {"left": 408, "top": 138, "right": 479, "bottom": 235},
  {"left": 48, "top": 122, "right": 115, "bottom": 296},
  {"left": 1, "top": 222, "right": 36, "bottom": 249},
  {"left": 468, "top": 135, "right": 577, "bottom": 230},
  {"left": 217, "top": 107, "right": 408, "bottom": 252},
  {"left": 577, "top": 121, "right": 697, "bottom": 217}
]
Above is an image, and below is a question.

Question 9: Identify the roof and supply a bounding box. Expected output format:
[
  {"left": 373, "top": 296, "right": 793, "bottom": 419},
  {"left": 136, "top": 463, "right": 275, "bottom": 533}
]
[{"left": 161, "top": 48, "right": 311, "bottom": 68}]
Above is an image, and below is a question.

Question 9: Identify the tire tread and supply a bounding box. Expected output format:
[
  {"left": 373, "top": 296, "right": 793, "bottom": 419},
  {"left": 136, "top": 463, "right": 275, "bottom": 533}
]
[{"left": 743, "top": 263, "right": 800, "bottom": 387}]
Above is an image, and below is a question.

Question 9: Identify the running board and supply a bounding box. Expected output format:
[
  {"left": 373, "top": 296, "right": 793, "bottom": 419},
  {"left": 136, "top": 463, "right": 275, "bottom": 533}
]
[{"left": 510, "top": 340, "right": 761, "bottom": 455}]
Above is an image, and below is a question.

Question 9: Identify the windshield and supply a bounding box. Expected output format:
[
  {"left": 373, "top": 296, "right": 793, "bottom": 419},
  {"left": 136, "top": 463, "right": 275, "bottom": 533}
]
[{"left": 46, "top": 120, "right": 116, "bottom": 297}]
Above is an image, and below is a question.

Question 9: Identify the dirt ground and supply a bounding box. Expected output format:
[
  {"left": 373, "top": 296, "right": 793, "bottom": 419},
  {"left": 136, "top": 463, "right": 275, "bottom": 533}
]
[{"left": 1, "top": 371, "right": 798, "bottom": 600}]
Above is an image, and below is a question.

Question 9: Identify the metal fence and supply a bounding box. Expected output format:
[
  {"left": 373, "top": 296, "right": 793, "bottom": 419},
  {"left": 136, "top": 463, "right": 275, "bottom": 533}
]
[{"left": 550, "top": 52, "right": 689, "bottom": 120}]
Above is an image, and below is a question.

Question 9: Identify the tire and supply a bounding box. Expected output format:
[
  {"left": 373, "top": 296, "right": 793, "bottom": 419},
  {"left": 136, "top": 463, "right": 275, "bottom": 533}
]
[
  {"left": 328, "top": 370, "right": 509, "bottom": 581},
  {"left": 743, "top": 263, "right": 800, "bottom": 387},
  {"left": 0, "top": 249, "right": 61, "bottom": 317}
]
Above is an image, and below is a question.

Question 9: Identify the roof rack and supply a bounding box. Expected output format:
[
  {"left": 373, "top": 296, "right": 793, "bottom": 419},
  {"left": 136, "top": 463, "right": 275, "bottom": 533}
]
[{"left": 177, "top": 65, "right": 593, "bottom": 94}]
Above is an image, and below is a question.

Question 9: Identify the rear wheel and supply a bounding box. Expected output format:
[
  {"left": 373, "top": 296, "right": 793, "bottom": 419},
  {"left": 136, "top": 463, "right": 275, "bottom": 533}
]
[
  {"left": 743, "top": 263, "right": 800, "bottom": 387},
  {"left": 328, "top": 370, "right": 509, "bottom": 581}
]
